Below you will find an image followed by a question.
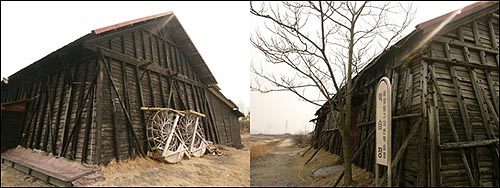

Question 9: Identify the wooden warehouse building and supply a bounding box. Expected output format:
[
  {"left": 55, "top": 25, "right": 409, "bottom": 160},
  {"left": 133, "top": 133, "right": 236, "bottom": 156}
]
[
  {"left": 1, "top": 11, "right": 243, "bottom": 165},
  {"left": 311, "top": 1, "right": 498, "bottom": 187}
]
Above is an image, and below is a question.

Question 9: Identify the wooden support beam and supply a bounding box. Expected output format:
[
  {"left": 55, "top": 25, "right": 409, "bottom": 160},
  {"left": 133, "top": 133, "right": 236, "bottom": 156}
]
[
  {"left": 94, "top": 55, "right": 104, "bottom": 164},
  {"left": 421, "top": 56, "right": 498, "bottom": 71},
  {"left": 429, "top": 65, "right": 441, "bottom": 187},
  {"left": 70, "top": 61, "right": 91, "bottom": 159},
  {"left": 487, "top": 16, "right": 499, "bottom": 67},
  {"left": 134, "top": 65, "right": 147, "bottom": 154},
  {"left": 440, "top": 139, "right": 499, "bottom": 150},
  {"left": 96, "top": 46, "right": 204, "bottom": 88},
  {"left": 196, "top": 86, "right": 215, "bottom": 141},
  {"left": 40, "top": 76, "right": 51, "bottom": 150},
  {"left": 99, "top": 49, "right": 145, "bottom": 157},
  {"left": 459, "top": 27, "right": 499, "bottom": 186},
  {"left": 429, "top": 65, "right": 476, "bottom": 186},
  {"left": 444, "top": 41, "right": 482, "bottom": 186},
  {"left": 53, "top": 70, "right": 67, "bottom": 156},
  {"left": 43, "top": 74, "right": 54, "bottom": 152},
  {"left": 24, "top": 81, "right": 41, "bottom": 147},
  {"left": 174, "top": 79, "right": 186, "bottom": 110},
  {"left": 82, "top": 78, "right": 95, "bottom": 163},
  {"left": 61, "top": 62, "right": 98, "bottom": 158},
  {"left": 47, "top": 72, "right": 59, "bottom": 154},
  {"left": 58, "top": 63, "right": 78, "bottom": 157},
  {"left": 418, "top": 60, "right": 428, "bottom": 187},
  {"left": 204, "top": 90, "right": 221, "bottom": 144},
  {"left": 473, "top": 20, "right": 499, "bottom": 117},
  {"left": 35, "top": 77, "right": 50, "bottom": 149},
  {"left": 458, "top": 26, "right": 498, "bottom": 138},
  {"left": 433, "top": 36, "right": 499, "bottom": 54},
  {"left": 109, "top": 75, "right": 121, "bottom": 161}
]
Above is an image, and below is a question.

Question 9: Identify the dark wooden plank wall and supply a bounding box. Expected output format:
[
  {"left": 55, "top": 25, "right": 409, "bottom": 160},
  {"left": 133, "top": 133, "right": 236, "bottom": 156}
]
[
  {"left": 311, "top": 12, "right": 499, "bottom": 187},
  {"left": 94, "top": 24, "right": 240, "bottom": 163},
  {"left": 427, "top": 13, "right": 499, "bottom": 187},
  {"left": 6, "top": 55, "right": 98, "bottom": 165}
]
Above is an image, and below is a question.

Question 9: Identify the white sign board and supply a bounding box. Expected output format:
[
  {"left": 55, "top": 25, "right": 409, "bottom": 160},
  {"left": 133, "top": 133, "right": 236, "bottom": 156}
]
[{"left": 376, "top": 77, "right": 391, "bottom": 166}]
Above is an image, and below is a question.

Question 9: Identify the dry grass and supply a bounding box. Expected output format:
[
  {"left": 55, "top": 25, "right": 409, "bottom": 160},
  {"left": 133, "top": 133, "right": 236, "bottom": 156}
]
[
  {"left": 293, "top": 147, "right": 374, "bottom": 187},
  {"left": 250, "top": 141, "right": 280, "bottom": 161},
  {"left": 291, "top": 132, "right": 311, "bottom": 147},
  {"left": 99, "top": 157, "right": 159, "bottom": 175}
]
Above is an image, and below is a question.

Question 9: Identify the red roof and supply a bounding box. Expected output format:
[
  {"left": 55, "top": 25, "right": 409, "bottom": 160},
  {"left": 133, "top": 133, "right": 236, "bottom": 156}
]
[
  {"left": 416, "top": 1, "right": 497, "bottom": 33},
  {"left": 93, "top": 11, "right": 173, "bottom": 34}
]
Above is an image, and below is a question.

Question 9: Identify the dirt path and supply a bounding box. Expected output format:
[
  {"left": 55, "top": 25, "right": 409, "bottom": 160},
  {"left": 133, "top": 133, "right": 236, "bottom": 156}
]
[{"left": 250, "top": 138, "right": 303, "bottom": 187}]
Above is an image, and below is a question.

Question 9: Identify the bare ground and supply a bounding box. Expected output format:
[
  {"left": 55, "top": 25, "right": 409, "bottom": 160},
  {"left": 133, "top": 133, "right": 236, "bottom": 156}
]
[
  {"left": 250, "top": 136, "right": 303, "bottom": 187},
  {"left": 1, "top": 134, "right": 250, "bottom": 187},
  {"left": 251, "top": 134, "right": 374, "bottom": 187}
]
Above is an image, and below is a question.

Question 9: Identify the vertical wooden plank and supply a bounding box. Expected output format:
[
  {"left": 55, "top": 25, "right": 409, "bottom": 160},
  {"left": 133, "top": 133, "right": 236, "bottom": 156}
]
[
  {"left": 182, "top": 82, "right": 190, "bottom": 109},
  {"left": 71, "top": 61, "right": 91, "bottom": 159},
  {"left": 109, "top": 72, "right": 121, "bottom": 160},
  {"left": 205, "top": 90, "right": 221, "bottom": 144},
  {"left": 418, "top": 60, "right": 428, "bottom": 187},
  {"left": 100, "top": 51, "right": 144, "bottom": 157},
  {"left": 35, "top": 75, "right": 50, "bottom": 150},
  {"left": 60, "top": 60, "right": 99, "bottom": 159},
  {"left": 487, "top": 15, "right": 499, "bottom": 67},
  {"left": 156, "top": 35, "right": 161, "bottom": 66},
  {"left": 95, "top": 54, "right": 104, "bottom": 164},
  {"left": 162, "top": 41, "right": 168, "bottom": 68},
  {"left": 473, "top": 20, "right": 499, "bottom": 116},
  {"left": 134, "top": 65, "right": 147, "bottom": 153},
  {"left": 49, "top": 71, "right": 61, "bottom": 155},
  {"left": 391, "top": 71, "right": 399, "bottom": 115},
  {"left": 29, "top": 79, "right": 44, "bottom": 148},
  {"left": 157, "top": 72, "right": 166, "bottom": 107},
  {"left": 82, "top": 76, "right": 96, "bottom": 163},
  {"left": 141, "top": 29, "right": 146, "bottom": 60},
  {"left": 445, "top": 42, "right": 482, "bottom": 185},
  {"left": 147, "top": 70, "right": 156, "bottom": 107},
  {"left": 196, "top": 86, "right": 215, "bottom": 141},
  {"left": 121, "top": 35, "right": 125, "bottom": 54},
  {"left": 121, "top": 62, "right": 131, "bottom": 112},
  {"left": 54, "top": 68, "right": 68, "bottom": 155},
  {"left": 460, "top": 25, "right": 500, "bottom": 186},
  {"left": 43, "top": 74, "right": 55, "bottom": 152},
  {"left": 59, "top": 63, "right": 79, "bottom": 157},
  {"left": 430, "top": 66, "right": 475, "bottom": 186},
  {"left": 41, "top": 74, "right": 52, "bottom": 152},
  {"left": 149, "top": 33, "right": 154, "bottom": 64},
  {"left": 132, "top": 32, "right": 138, "bottom": 59},
  {"left": 27, "top": 81, "right": 40, "bottom": 148}
]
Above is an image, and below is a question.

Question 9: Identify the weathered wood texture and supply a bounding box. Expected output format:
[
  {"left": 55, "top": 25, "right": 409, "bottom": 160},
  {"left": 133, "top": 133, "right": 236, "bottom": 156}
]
[
  {"left": 312, "top": 8, "right": 499, "bottom": 187},
  {"left": 2, "top": 14, "right": 242, "bottom": 165}
]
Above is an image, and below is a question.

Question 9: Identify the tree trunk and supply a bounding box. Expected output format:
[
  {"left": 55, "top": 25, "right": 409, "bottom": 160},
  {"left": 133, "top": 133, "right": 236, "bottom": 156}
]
[{"left": 343, "top": 20, "right": 355, "bottom": 186}]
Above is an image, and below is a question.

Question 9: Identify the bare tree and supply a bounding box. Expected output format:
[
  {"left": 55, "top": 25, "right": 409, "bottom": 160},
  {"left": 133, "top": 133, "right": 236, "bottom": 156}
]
[{"left": 250, "top": 1, "right": 415, "bottom": 186}]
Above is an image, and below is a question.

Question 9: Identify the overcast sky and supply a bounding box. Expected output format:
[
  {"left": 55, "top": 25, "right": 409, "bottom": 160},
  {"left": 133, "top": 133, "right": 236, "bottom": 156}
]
[
  {"left": 1, "top": 1, "right": 249, "bottom": 112},
  {"left": 250, "top": 1, "right": 477, "bottom": 134}
]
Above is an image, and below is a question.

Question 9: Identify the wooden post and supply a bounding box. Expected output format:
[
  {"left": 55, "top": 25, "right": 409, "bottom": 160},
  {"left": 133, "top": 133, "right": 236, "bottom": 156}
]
[{"left": 419, "top": 60, "right": 428, "bottom": 187}]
